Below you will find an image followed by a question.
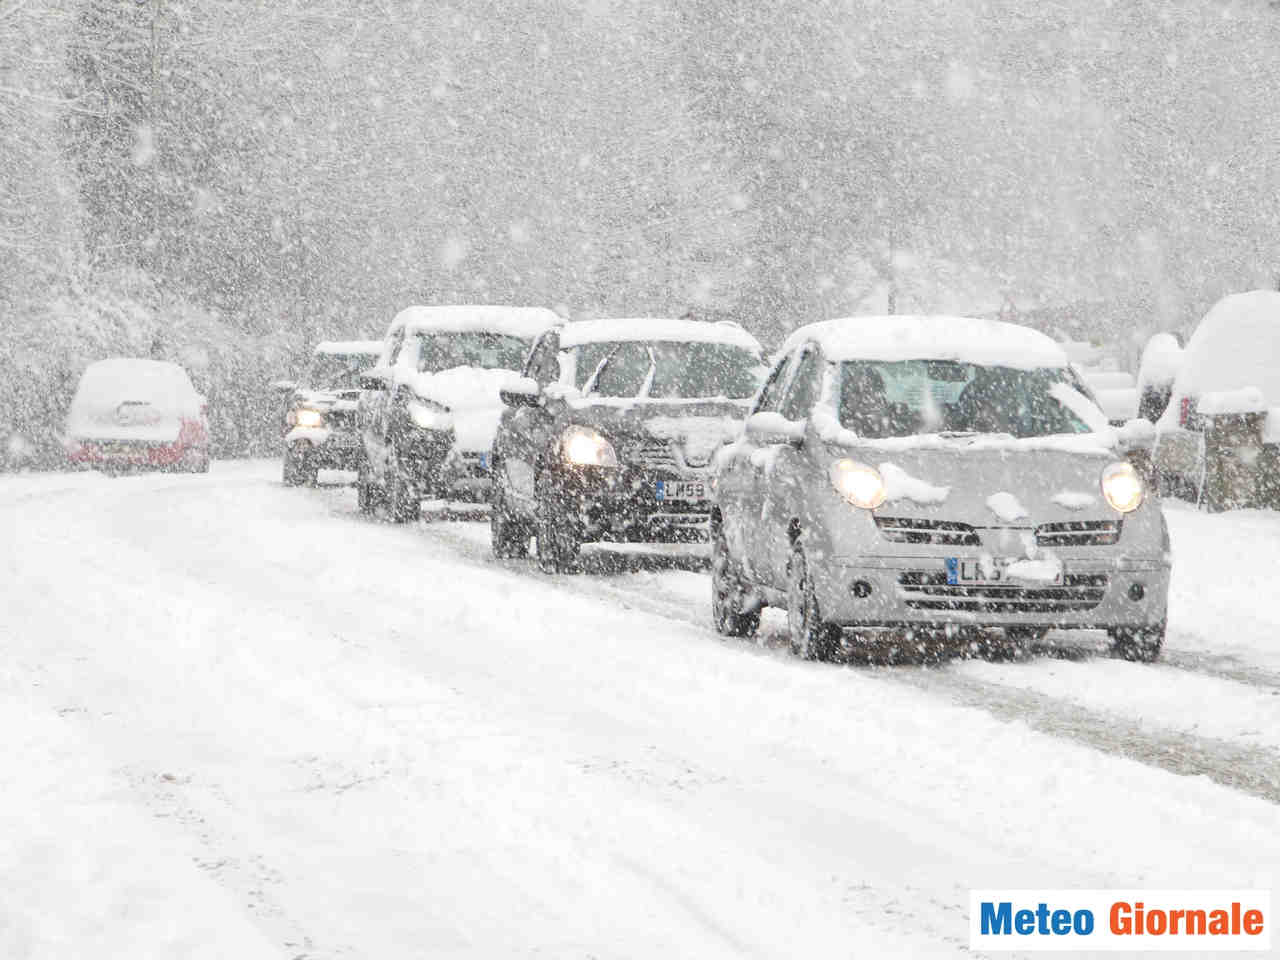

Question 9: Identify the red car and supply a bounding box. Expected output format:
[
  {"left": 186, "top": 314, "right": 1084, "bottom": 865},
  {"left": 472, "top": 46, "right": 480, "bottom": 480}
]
[{"left": 65, "top": 358, "right": 210, "bottom": 473}]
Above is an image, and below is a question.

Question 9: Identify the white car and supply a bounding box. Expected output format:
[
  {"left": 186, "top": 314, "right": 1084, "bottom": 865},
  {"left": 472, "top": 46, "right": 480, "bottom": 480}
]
[
  {"left": 1154, "top": 290, "right": 1280, "bottom": 508},
  {"left": 356, "top": 305, "right": 561, "bottom": 520},
  {"left": 65, "top": 358, "right": 210, "bottom": 473}
]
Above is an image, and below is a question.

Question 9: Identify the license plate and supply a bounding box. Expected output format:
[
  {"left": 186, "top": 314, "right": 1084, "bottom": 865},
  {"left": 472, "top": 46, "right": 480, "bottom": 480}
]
[
  {"left": 946, "top": 557, "right": 1062, "bottom": 585},
  {"left": 656, "top": 479, "right": 706, "bottom": 502}
]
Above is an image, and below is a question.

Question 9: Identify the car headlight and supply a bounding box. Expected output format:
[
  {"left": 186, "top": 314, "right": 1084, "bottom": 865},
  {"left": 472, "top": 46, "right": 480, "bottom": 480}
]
[
  {"left": 1101, "top": 460, "right": 1144, "bottom": 513},
  {"left": 830, "top": 458, "right": 886, "bottom": 509},
  {"left": 294, "top": 408, "right": 325, "bottom": 428},
  {"left": 408, "top": 399, "right": 452, "bottom": 431},
  {"left": 562, "top": 425, "right": 618, "bottom": 467}
]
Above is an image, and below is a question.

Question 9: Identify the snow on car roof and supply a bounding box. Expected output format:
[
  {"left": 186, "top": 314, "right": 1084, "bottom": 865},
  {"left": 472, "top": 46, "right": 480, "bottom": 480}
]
[
  {"left": 1170, "top": 290, "right": 1280, "bottom": 404},
  {"left": 314, "top": 340, "right": 382, "bottom": 356},
  {"left": 559, "top": 317, "right": 762, "bottom": 352},
  {"left": 782, "top": 315, "right": 1069, "bottom": 369},
  {"left": 76, "top": 357, "right": 197, "bottom": 394},
  {"left": 391, "top": 304, "right": 560, "bottom": 340}
]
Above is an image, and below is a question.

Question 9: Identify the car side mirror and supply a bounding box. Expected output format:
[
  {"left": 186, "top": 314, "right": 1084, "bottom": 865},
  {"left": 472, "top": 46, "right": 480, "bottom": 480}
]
[
  {"left": 745, "top": 411, "right": 804, "bottom": 448},
  {"left": 500, "top": 377, "right": 543, "bottom": 408}
]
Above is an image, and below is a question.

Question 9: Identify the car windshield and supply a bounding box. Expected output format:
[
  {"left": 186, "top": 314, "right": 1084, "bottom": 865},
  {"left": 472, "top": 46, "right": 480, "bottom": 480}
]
[
  {"left": 574, "top": 341, "right": 761, "bottom": 399},
  {"left": 836, "top": 359, "right": 1093, "bottom": 439},
  {"left": 417, "top": 332, "right": 530, "bottom": 373},
  {"left": 307, "top": 353, "right": 376, "bottom": 390}
]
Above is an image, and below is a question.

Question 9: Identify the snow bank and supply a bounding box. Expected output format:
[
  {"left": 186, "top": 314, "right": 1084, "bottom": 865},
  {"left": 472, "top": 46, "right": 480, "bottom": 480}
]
[
  {"left": 560, "top": 317, "right": 762, "bottom": 352},
  {"left": 391, "top": 304, "right": 560, "bottom": 341},
  {"left": 780, "top": 315, "right": 1067, "bottom": 369},
  {"left": 986, "top": 491, "right": 1029, "bottom": 522},
  {"left": 879, "top": 462, "right": 950, "bottom": 504}
]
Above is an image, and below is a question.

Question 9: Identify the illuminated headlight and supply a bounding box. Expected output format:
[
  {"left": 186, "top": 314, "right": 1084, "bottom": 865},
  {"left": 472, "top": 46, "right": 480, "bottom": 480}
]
[
  {"left": 294, "top": 408, "right": 325, "bottom": 428},
  {"left": 830, "top": 459, "right": 886, "bottom": 509},
  {"left": 562, "top": 425, "right": 618, "bottom": 467},
  {"left": 1101, "top": 461, "right": 1144, "bottom": 513},
  {"left": 408, "top": 399, "right": 452, "bottom": 431}
]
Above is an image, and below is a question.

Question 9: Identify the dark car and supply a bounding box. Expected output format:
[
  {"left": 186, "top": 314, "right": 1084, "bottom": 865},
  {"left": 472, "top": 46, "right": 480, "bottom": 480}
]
[
  {"left": 355, "top": 305, "right": 560, "bottom": 520},
  {"left": 489, "top": 318, "right": 766, "bottom": 571},
  {"left": 281, "top": 340, "right": 382, "bottom": 485}
]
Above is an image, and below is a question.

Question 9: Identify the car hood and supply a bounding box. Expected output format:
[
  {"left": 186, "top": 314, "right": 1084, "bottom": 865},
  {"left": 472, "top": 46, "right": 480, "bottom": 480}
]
[
  {"left": 840, "top": 439, "right": 1123, "bottom": 524},
  {"left": 569, "top": 399, "right": 750, "bottom": 468},
  {"left": 409, "top": 367, "right": 520, "bottom": 452}
]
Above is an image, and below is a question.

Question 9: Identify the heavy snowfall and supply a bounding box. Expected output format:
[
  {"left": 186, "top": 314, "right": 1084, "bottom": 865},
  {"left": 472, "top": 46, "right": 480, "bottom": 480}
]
[{"left": 3, "top": 1, "right": 1280, "bottom": 958}]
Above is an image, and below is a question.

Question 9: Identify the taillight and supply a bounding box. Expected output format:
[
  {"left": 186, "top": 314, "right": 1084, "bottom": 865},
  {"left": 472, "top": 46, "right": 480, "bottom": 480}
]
[{"left": 1179, "top": 395, "right": 1195, "bottom": 428}]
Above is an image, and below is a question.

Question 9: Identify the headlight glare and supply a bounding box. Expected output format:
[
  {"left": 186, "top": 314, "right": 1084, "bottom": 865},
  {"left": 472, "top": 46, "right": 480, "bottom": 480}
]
[
  {"left": 562, "top": 425, "right": 618, "bottom": 467},
  {"left": 408, "top": 399, "right": 452, "bottom": 431},
  {"left": 1101, "top": 460, "right": 1143, "bottom": 513},
  {"left": 294, "top": 408, "right": 325, "bottom": 428},
  {"left": 830, "top": 458, "right": 886, "bottom": 509}
]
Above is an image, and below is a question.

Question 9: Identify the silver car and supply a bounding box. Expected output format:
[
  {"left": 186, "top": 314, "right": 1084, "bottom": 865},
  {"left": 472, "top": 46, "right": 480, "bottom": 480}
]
[{"left": 711, "top": 316, "right": 1171, "bottom": 662}]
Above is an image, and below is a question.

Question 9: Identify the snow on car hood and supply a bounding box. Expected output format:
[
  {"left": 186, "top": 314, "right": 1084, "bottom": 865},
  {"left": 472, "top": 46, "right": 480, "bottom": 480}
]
[
  {"left": 408, "top": 366, "right": 520, "bottom": 452},
  {"left": 643, "top": 415, "right": 744, "bottom": 467},
  {"left": 852, "top": 442, "right": 1120, "bottom": 524}
]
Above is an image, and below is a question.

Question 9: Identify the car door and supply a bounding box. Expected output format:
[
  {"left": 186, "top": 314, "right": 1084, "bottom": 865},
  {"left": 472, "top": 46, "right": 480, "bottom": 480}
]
[
  {"left": 756, "top": 343, "right": 824, "bottom": 587},
  {"left": 497, "top": 330, "right": 561, "bottom": 517},
  {"left": 733, "top": 348, "right": 801, "bottom": 583}
]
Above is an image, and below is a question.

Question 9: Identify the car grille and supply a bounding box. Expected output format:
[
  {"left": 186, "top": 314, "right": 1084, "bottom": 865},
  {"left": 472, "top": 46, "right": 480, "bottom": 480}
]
[
  {"left": 897, "top": 571, "right": 1109, "bottom": 614},
  {"left": 1034, "top": 520, "right": 1121, "bottom": 547},
  {"left": 635, "top": 439, "right": 682, "bottom": 475},
  {"left": 875, "top": 516, "right": 981, "bottom": 546}
]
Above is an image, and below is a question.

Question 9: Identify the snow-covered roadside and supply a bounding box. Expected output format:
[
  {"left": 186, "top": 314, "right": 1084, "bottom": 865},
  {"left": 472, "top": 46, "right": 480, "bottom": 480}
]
[
  {"left": 1163, "top": 499, "right": 1280, "bottom": 674},
  {"left": 2, "top": 462, "right": 1279, "bottom": 958}
]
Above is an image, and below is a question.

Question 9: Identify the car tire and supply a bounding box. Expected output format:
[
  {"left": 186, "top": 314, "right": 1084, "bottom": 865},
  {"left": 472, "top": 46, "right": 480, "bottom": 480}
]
[
  {"left": 535, "top": 475, "right": 580, "bottom": 574},
  {"left": 1108, "top": 623, "right": 1164, "bottom": 662},
  {"left": 711, "top": 518, "right": 759, "bottom": 638},
  {"left": 385, "top": 443, "right": 420, "bottom": 524},
  {"left": 786, "top": 543, "right": 840, "bottom": 661},
  {"left": 490, "top": 468, "right": 532, "bottom": 559}
]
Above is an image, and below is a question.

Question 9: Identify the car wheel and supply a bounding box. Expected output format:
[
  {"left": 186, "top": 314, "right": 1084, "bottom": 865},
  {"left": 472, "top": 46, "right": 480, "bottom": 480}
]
[
  {"left": 385, "top": 443, "right": 420, "bottom": 524},
  {"left": 711, "top": 518, "right": 759, "bottom": 638},
  {"left": 1108, "top": 623, "right": 1164, "bottom": 662},
  {"left": 786, "top": 543, "right": 839, "bottom": 661},
  {"left": 491, "top": 470, "right": 532, "bottom": 559},
  {"left": 535, "top": 476, "right": 580, "bottom": 574}
]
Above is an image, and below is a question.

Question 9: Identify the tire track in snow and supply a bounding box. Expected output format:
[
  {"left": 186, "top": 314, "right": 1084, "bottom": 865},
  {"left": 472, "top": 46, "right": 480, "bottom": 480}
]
[{"left": 324, "top": 494, "right": 1280, "bottom": 806}]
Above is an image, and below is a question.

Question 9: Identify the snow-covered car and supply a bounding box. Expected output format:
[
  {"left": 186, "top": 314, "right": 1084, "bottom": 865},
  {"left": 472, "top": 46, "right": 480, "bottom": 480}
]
[
  {"left": 1154, "top": 291, "right": 1280, "bottom": 510},
  {"left": 356, "top": 305, "right": 560, "bottom": 521},
  {"left": 1136, "top": 332, "right": 1183, "bottom": 423},
  {"left": 490, "top": 318, "right": 766, "bottom": 570},
  {"left": 281, "top": 340, "right": 382, "bottom": 486},
  {"left": 711, "top": 315, "right": 1170, "bottom": 662},
  {"left": 65, "top": 358, "right": 210, "bottom": 473}
]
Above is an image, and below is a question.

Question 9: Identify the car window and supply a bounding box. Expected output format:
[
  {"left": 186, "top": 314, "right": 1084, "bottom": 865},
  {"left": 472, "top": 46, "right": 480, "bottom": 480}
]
[
  {"left": 754, "top": 350, "right": 799, "bottom": 414},
  {"left": 416, "top": 332, "right": 530, "bottom": 373},
  {"left": 778, "top": 346, "right": 821, "bottom": 421},
  {"left": 589, "top": 343, "right": 653, "bottom": 397},
  {"left": 524, "top": 332, "right": 561, "bottom": 385}
]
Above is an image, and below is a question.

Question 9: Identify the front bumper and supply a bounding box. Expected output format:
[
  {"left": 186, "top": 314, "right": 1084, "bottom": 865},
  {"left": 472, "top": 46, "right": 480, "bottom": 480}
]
[
  {"left": 286, "top": 426, "right": 363, "bottom": 468},
  {"left": 556, "top": 466, "right": 712, "bottom": 543},
  {"left": 812, "top": 553, "right": 1170, "bottom": 630}
]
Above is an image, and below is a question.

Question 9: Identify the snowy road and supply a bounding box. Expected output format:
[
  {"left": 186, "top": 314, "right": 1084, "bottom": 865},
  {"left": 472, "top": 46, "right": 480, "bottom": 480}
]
[{"left": 3, "top": 461, "right": 1279, "bottom": 959}]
